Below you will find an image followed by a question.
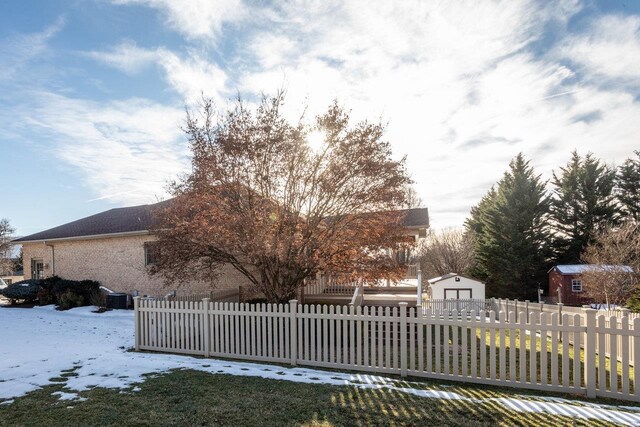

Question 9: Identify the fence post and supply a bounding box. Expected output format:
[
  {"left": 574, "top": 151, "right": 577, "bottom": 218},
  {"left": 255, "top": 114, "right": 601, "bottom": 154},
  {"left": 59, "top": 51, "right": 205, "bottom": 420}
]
[
  {"left": 584, "top": 309, "right": 597, "bottom": 398},
  {"left": 525, "top": 300, "right": 530, "bottom": 323},
  {"left": 557, "top": 303, "right": 563, "bottom": 342},
  {"left": 202, "top": 298, "right": 210, "bottom": 357},
  {"left": 134, "top": 296, "right": 140, "bottom": 351},
  {"left": 417, "top": 269, "right": 422, "bottom": 308},
  {"left": 289, "top": 300, "right": 298, "bottom": 366},
  {"left": 399, "top": 302, "right": 408, "bottom": 377}
]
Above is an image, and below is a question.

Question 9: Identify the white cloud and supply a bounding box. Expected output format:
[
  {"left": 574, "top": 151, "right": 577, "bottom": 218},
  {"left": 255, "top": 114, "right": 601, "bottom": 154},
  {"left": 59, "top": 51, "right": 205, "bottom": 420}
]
[
  {"left": 235, "top": 0, "right": 593, "bottom": 227},
  {"left": 0, "top": 17, "right": 65, "bottom": 81},
  {"left": 11, "top": 0, "right": 640, "bottom": 230},
  {"left": 15, "top": 92, "right": 188, "bottom": 205},
  {"left": 112, "top": 0, "right": 246, "bottom": 41},
  {"left": 557, "top": 15, "right": 640, "bottom": 83},
  {"left": 87, "top": 42, "right": 228, "bottom": 103}
]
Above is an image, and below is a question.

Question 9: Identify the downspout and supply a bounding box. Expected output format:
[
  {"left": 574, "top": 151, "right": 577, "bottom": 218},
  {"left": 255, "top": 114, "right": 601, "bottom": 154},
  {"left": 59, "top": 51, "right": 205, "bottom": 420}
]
[{"left": 44, "top": 241, "right": 55, "bottom": 276}]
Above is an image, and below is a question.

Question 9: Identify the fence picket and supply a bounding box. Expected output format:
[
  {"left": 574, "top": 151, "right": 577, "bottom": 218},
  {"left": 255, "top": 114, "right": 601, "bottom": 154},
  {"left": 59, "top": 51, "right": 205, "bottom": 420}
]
[
  {"left": 610, "top": 316, "right": 618, "bottom": 393},
  {"left": 529, "top": 312, "right": 538, "bottom": 384},
  {"left": 499, "top": 311, "right": 506, "bottom": 381},
  {"left": 622, "top": 316, "right": 630, "bottom": 395},
  {"left": 598, "top": 314, "right": 606, "bottom": 392},
  {"left": 551, "top": 313, "right": 558, "bottom": 387},
  {"left": 470, "top": 310, "right": 476, "bottom": 379},
  {"left": 489, "top": 311, "right": 496, "bottom": 380},
  {"left": 540, "top": 312, "right": 548, "bottom": 386},
  {"left": 509, "top": 311, "right": 516, "bottom": 381},
  {"left": 452, "top": 309, "right": 459, "bottom": 376},
  {"left": 480, "top": 310, "right": 486, "bottom": 380}
]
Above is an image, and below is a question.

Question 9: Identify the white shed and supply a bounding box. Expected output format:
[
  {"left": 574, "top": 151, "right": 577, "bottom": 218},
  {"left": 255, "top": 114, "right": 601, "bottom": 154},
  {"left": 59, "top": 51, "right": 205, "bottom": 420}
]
[{"left": 428, "top": 273, "right": 485, "bottom": 300}]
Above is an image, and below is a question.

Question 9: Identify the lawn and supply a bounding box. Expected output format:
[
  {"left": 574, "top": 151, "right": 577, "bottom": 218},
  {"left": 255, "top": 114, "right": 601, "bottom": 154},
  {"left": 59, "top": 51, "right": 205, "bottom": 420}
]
[
  {"left": 0, "top": 368, "right": 632, "bottom": 427},
  {"left": 2, "top": 305, "right": 640, "bottom": 426}
]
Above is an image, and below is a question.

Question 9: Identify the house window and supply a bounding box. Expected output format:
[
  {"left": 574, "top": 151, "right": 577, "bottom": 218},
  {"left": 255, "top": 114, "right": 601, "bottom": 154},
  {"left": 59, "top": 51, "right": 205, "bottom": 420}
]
[
  {"left": 5, "top": 279, "right": 11, "bottom": 285},
  {"left": 144, "top": 243, "right": 160, "bottom": 266},
  {"left": 571, "top": 279, "right": 582, "bottom": 293}
]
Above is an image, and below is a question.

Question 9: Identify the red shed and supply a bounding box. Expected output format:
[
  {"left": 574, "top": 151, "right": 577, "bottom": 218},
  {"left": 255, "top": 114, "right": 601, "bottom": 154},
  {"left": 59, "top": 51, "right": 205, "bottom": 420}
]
[{"left": 548, "top": 264, "right": 634, "bottom": 306}]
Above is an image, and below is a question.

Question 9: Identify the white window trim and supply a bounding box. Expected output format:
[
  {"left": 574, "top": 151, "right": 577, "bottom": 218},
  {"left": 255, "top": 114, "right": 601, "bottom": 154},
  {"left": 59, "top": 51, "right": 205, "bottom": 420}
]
[{"left": 571, "top": 279, "right": 582, "bottom": 293}]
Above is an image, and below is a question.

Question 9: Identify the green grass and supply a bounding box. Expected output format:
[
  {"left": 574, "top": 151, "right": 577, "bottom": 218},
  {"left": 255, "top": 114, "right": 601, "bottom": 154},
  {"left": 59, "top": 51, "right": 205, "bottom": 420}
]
[{"left": 0, "top": 369, "right": 632, "bottom": 427}]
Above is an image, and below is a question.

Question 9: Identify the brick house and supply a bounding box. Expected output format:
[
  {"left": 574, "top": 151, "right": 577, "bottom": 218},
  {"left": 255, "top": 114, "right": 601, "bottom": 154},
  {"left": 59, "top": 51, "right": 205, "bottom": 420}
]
[
  {"left": 13, "top": 202, "right": 255, "bottom": 297},
  {"left": 14, "top": 201, "right": 429, "bottom": 297},
  {"left": 548, "top": 264, "right": 635, "bottom": 306}
]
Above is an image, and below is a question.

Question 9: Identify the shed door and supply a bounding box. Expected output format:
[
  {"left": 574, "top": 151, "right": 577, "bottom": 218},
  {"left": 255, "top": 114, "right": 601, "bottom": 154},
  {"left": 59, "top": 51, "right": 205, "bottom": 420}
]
[{"left": 444, "top": 289, "right": 472, "bottom": 299}]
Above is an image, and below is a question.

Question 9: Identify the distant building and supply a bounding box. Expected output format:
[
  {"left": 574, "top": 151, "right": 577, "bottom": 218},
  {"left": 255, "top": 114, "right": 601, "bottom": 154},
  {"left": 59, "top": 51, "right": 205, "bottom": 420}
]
[
  {"left": 427, "top": 273, "right": 485, "bottom": 300},
  {"left": 0, "top": 270, "right": 23, "bottom": 286},
  {"left": 548, "top": 264, "right": 635, "bottom": 306}
]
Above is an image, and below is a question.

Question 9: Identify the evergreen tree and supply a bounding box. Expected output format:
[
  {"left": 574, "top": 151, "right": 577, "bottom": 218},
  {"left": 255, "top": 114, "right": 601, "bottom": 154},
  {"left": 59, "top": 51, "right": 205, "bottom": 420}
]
[
  {"left": 466, "top": 154, "right": 551, "bottom": 299},
  {"left": 465, "top": 187, "right": 496, "bottom": 281},
  {"left": 550, "top": 151, "right": 617, "bottom": 264},
  {"left": 617, "top": 151, "right": 640, "bottom": 223}
]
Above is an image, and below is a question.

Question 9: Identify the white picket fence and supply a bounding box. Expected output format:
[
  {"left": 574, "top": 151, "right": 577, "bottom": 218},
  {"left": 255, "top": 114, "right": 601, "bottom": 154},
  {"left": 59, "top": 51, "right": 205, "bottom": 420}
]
[
  {"left": 134, "top": 298, "right": 640, "bottom": 402},
  {"left": 493, "top": 298, "right": 639, "bottom": 366}
]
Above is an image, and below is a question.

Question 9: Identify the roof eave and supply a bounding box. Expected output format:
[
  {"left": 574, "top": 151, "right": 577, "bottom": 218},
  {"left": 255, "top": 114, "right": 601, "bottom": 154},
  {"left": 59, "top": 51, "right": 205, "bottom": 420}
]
[{"left": 16, "top": 230, "right": 151, "bottom": 244}]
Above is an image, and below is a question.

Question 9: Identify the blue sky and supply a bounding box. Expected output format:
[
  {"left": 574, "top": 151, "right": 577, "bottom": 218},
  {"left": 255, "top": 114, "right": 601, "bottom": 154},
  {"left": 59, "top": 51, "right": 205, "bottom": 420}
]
[{"left": 1, "top": 0, "right": 640, "bottom": 237}]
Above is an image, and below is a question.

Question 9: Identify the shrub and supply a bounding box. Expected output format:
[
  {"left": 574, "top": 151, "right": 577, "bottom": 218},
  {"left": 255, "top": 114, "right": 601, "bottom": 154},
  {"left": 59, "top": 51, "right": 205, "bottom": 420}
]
[
  {"left": 0, "top": 280, "right": 42, "bottom": 302},
  {"left": 38, "top": 276, "right": 101, "bottom": 309},
  {"left": 57, "top": 289, "right": 86, "bottom": 310},
  {"left": 36, "top": 288, "right": 55, "bottom": 306},
  {"left": 89, "top": 290, "right": 106, "bottom": 308}
]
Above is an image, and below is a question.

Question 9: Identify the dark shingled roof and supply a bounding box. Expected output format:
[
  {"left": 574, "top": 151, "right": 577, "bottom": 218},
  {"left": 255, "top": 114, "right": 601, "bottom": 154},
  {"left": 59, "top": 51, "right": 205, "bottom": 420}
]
[
  {"left": 401, "top": 207, "right": 429, "bottom": 228},
  {"left": 13, "top": 201, "right": 168, "bottom": 243},
  {"left": 14, "top": 202, "right": 428, "bottom": 243}
]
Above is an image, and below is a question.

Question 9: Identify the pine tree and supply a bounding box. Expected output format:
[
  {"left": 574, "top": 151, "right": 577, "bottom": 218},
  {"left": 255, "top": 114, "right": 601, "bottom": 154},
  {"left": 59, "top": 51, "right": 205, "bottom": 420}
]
[
  {"left": 466, "top": 154, "right": 551, "bottom": 299},
  {"left": 617, "top": 151, "right": 640, "bottom": 223},
  {"left": 550, "top": 151, "right": 617, "bottom": 264}
]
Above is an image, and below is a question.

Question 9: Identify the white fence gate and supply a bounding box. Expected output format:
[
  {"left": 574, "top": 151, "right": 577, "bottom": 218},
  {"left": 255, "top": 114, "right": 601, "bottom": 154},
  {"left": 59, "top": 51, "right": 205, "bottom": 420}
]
[{"left": 135, "top": 298, "right": 640, "bottom": 402}]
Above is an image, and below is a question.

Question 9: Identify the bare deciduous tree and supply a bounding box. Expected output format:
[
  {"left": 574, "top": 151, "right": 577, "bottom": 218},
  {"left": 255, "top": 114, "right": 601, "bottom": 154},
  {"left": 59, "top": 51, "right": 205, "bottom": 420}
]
[
  {"left": 151, "top": 93, "right": 413, "bottom": 303},
  {"left": 402, "top": 185, "right": 423, "bottom": 208},
  {"left": 580, "top": 222, "right": 640, "bottom": 308},
  {"left": 417, "top": 228, "right": 475, "bottom": 280},
  {"left": 0, "top": 218, "right": 15, "bottom": 275}
]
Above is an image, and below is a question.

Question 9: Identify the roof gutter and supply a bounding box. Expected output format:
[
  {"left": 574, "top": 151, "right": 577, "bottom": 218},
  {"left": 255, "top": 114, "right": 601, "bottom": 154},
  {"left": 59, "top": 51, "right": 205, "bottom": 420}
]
[{"left": 16, "top": 230, "right": 150, "bottom": 244}]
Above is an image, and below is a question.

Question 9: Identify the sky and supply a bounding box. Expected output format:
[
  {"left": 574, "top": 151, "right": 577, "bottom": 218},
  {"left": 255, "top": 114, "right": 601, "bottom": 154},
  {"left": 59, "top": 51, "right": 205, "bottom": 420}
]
[{"left": 1, "top": 0, "right": 639, "bottom": 237}]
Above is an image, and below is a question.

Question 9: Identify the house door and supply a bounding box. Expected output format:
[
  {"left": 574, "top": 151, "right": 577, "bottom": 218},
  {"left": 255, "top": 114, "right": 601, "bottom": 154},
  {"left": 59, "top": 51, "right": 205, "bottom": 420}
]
[
  {"left": 444, "top": 289, "right": 472, "bottom": 299},
  {"left": 31, "top": 259, "right": 44, "bottom": 279}
]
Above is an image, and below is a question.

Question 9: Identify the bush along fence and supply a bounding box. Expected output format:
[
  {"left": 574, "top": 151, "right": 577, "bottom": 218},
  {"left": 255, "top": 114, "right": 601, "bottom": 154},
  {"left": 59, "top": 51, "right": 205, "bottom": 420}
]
[{"left": 134, "top": 298, "right": 640, "bottom": 402}]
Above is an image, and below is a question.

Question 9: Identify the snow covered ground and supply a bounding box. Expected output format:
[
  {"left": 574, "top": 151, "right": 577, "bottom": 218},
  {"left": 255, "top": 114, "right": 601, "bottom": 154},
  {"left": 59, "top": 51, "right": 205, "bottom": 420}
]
[{"left": 2, "top": 305, "right": 640, "bottom": 426}]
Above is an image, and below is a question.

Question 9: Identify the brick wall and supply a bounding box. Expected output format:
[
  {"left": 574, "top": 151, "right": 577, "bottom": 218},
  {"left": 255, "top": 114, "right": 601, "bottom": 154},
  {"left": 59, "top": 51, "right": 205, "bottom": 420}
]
[{"left": 22, "top": 235, "right": 254, "bottom": 296}]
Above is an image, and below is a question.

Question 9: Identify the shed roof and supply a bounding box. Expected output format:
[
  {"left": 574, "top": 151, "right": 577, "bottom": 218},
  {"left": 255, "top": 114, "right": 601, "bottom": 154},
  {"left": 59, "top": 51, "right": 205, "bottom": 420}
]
[
  {"left": 550, "top": 264, "right": 635, "bottom": 275},
  {"left": 427, "top": 273, "right": 483, "bottom": 285}
]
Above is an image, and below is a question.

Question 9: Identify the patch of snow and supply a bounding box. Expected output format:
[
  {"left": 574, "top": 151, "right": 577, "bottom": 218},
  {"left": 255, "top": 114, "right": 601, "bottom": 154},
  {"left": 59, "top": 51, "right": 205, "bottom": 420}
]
[
  {"left": 2, "top": 304, "right": 640, "bottom": 426},
  {"left": 51, "top": 391, "right": 87, "bottom": 402},
  {"left": 494, "top": 398, "right": 640, "bottom": 426},
  {"left": 0, "top": 400, "right": 14, "bottom": 406}
]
